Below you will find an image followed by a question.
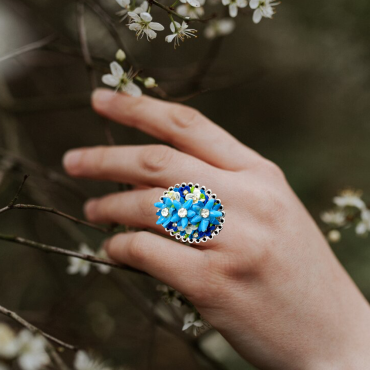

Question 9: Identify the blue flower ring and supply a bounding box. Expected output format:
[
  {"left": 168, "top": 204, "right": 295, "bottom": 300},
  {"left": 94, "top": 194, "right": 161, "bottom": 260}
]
[{"left": 154, "top": 182, "right": 226, "bottom": 243}]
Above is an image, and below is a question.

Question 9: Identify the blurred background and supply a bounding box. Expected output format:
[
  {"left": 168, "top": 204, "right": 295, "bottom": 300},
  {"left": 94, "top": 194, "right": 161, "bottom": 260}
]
[{"left": 0, "top": 0, "right": 370, "bottom": 368}]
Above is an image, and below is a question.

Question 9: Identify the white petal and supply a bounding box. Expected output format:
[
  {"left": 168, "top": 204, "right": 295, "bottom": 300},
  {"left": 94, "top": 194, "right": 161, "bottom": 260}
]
[
  {"left": 149, "top": 22, "right": 165, "bottom": 31},
  {"left": 252, "top": 8, "right": 262, "bottom": 23},
  {"left": 182, "top": 322, "right": 193, "bottom": 331},
  {"left": 187, "top": 0, "right": 200, "bottom": 6},
  {"left": 141, "top": 1, "right": 149, "bottom": 11},
  {"left": 237, "top": 0, "right": 247, "bottom": 7},
  {"left": 145, "top": 28, "right": 157, "bottom": 39},
  {"left": 229, "top": 3, "right": 238, "bottom": 17},
  {"left": 140, "top": 12, "right": 152, "bottom": 22},
  {"left": 128, "top": 11, "right": 140, "bottom": 20},
  {"left": 218, "top": 19, "right": 235, "bottom": 34},
  {"left": 129, "top": 23, "right": 141, "bottom": 31},
  {"left": 165, "top": 34, "right": 177, "bottom": 42},
  {"left": 123, "top": 82, "right": 142, "bottom": 97},
  {"left": 249, "top": 0, "right": 259, "bottom": 8},
  {"left": 98, "top": 74, "right": 118, "bottom": 87},
  {"left": 222, "top": 0, "right": 230, "bottom": 5},
  {"left": 356, "top": 222, "right": 367, "bottom": 235},
  {"left": 110, "top": 61, "right": 124, "bottom": 78},
  {"left": 176, "top": 4, "right": 188, "bottom": 16}
]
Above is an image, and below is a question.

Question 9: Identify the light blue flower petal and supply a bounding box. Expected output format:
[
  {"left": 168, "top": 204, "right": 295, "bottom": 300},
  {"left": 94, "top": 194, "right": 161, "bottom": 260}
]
[
  {"left": 154, "top": 202, "right": 165, "bottom": 208},
  {"left": 210, "top": 210, "right": 222, "bottom": 218},
  {"left": 181, "top": 217, "right": 188, "bottom": 228},
  {"left": 173, "top": 200, "right": 182, "bottom": 210},
  {"left": 187, "top": 210, "right": 195, "bottom": 218},
  {"left": 184, "top": 199, "right": 193, "bottom": 210},
  {"left": 212, "top": 218, "right": 220, "bottom": 225},
  {"left": 192, "top": 205, "right": 201, "bottom": 213},
  {"left": 171, "top": 214, "right": 180, "bottom": 222},
  {"left": 205, "top": 198, "right": 215, "bottom": 210},
  {"left": 191, "top": 215, "right": 202, "bottom": 224},
  {"left": 200, "top": 219, "right": 209, "bottom": 232},
  {"left": 165, "top": 198, "right": 173, "bottom": 207},
  {"left": 156, "top": 210, "right": 161, "bottom": 216},
  {"left": 213, "top": 203, "right": 221, "bottom": 211},
  {"left": 156, "top": 216, "right": 166, "bottom": 225},
  {"left": 163, "top": 218, "right": 172, "bottom": 228}
]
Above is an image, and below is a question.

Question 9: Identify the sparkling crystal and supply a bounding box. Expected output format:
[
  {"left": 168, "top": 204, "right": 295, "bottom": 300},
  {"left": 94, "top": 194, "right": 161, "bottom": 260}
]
[
  {"left": 161, "top": 208, "right": 169, "bottom": 217},
  {"left": 193, "top": 232, "right": 198, "bottom": 238},
  {"left": 178, "top": 208, "right": 188, "bottom": 218},
  {"left": 200, "top": 208, "right": 210, "bottom": 218},
  {"left": 183, "top": 190, "right": 189, "bottom": 195},
  {"left": 172, "top": 223, "right": 177, "bottom": 227}
]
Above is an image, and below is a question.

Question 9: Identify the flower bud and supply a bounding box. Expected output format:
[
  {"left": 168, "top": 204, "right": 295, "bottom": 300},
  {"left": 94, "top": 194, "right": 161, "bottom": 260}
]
[
  {"left": 115, "top": 49, "right": 126, "bottom": 62},
  {"left": 144, "top": 77, "right": 157, "bottom": 88},
  {"left": 327, "top": 230, "right": 341, "bottom": 243}
]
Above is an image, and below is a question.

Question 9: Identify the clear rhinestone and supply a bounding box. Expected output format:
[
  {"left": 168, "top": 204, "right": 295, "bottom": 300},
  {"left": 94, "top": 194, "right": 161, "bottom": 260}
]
[
  {"left": 178, "top": 208, "right": 188, "bottom": 218},
  {"left": 183, "top": 190, "right": 189, "bottom": 195},
  {"left": 161, "top": 208, "right": 169, "bottom": 217},
  {"left": 172, "top": 223, "right": 177, "bottom": 227},
  {"left": 200, "top": 208, "right": 210, "bottom": 218},
  {"left": 193, "top": 232, "right": 198, "bottom": 238}
]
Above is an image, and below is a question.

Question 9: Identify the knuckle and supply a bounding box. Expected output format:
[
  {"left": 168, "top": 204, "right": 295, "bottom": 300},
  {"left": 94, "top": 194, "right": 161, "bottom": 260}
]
[
  {"left": 172, "top": 105, "right": 202, "bottom": 129},
  {"left": 140, "top": 145, "right": 175, "bottom": 173},
  {"left": 262, "top": 160, "right": 286, "bottom": 181},
  {"left": 94, "top": 146, "right": 110, "bottom": 173}
]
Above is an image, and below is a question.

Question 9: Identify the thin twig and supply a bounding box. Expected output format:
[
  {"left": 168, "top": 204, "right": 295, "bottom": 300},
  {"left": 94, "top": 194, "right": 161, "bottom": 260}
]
[
  {"left": 8, "top": 174, "right": 29, "bottom": 207},
  {"left": 0, "top": 233, "right": 146, "bottom": 275},
  {"left": 0, "top": 304, "right": 77, "bottom": 352},
  {"left": 0, "top": 34, "right": 57, "bottom": 63}
]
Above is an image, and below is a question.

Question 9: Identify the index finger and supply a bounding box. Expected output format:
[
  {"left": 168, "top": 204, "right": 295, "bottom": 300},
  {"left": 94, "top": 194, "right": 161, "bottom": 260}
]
[{"left": 92, "top": 89, "right": 263, "bottom": 171}]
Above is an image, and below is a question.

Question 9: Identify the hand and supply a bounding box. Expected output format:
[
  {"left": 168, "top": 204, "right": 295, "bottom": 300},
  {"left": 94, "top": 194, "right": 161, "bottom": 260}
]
[{"left": 63, "top": 89, "right": 370, "bottom": 370}]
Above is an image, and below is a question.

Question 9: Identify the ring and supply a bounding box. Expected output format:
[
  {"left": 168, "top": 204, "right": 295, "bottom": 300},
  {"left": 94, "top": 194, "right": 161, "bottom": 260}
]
[{"left": 154, "top": 182, "right": 226, "bottom": 243}]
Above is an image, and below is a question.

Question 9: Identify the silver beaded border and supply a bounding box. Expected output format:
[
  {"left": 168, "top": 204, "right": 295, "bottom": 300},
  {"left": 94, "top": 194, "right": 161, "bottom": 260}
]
[{"left": 158, "top": 182, "right": 226, "bottom": 244}]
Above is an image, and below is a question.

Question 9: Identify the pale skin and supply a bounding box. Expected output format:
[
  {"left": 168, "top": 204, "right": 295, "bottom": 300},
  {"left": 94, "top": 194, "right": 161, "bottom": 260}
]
[{"left": 63, "top": 88, "right": 370, "bottom": 369}]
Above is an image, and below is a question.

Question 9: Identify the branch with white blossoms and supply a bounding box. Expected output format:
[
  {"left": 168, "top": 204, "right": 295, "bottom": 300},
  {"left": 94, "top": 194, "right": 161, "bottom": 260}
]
[{"left": 321, "top": 189, "right": 370, "bottom": 243}]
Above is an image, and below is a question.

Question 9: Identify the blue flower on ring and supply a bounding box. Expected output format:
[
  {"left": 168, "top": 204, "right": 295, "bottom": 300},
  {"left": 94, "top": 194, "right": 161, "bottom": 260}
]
[
  {"left": 190, "top": 198, "right": 223, "bottom": 232},
  {"left": 170, "top": 199, "right": 196, "bottom": 229},
  {"left": 154, "top": 198, "right": 175, "bottom": 228}
]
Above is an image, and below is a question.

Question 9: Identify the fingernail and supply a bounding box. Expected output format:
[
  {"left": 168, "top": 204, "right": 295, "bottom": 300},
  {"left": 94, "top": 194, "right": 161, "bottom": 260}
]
[
  {"left": 84, "top": 199, "right": 97, "bottom": 217},
  {"left": 63, "top": 150, "right": 82, "bottom": 170},
  {"left": 92, "top": 89, "right": 116, "bottom": 108}
]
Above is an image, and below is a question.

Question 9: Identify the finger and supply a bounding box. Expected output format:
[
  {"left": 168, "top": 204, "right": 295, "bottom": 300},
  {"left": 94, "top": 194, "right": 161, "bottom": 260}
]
[
  {"left": 105, "top": 231, "right": 204, "bottom": 295},
  {"left": 63, "top": 145, "right": 224, "bottom": 187},
  {"left": 92, "top": 89, "right": 263, "bottom": 171},
  {"left": 84, "top": 188, "right": 167, "bottom": 233}
]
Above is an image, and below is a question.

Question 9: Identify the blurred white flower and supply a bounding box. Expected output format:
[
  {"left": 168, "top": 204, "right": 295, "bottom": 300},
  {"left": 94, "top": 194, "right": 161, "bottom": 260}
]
[
  {"left": 96, "top": 249, "right": 112, "bottom": 274},
  {"left": 74, "top": 351, "right": 111, "bottom": 370},
  {"left": 179, "top": 0, "right": 201, "bottom": 8},
  {"left": 102, "top": 62, "right": 142, "bottom": 97},
  {"left": 177, "top": 223, "right": 198, "bottom": 235},
  {"left": 182, "top": 312, "right": 205, "bottom": 335},
  {"left": 356, "top": 209, "right": 370, "bottom": 236},
  {"left": 144, "top": 77, "right": 157, "bottom": 88},
  {"left": 333, "top": 189, "right": 366, "bottom": 210},
  {"left": 250, "top": 0, "right": 279, "bottom": 24},
  {"left": 327, "top": 230, "right": 341, "bottom": 243},
  {"left": 157, "top": 285, "right": 182, "bottom": 307},
  {"left": 116, "top": 0, "right": 131, "bottom": 21},
  {"left": 165, "top": 21, "right": 197, "bottom": 48},
  {"left": 0, "top": 323, "right": 18, "bottom": 359},
  {"left": 164, "top": 190, "right": 181, "bottom": 202},
  {"left": 132, "top": 1, "right": 149, "bottom": 14},
  {"left": 222, "top": 0, "right": 247, "bottom": 18},
  {"left": 177, "top": 0, "right": 205, "bottom": 18},
  {"left": 67, "top": 243, "right": 94, "bottom": 276},
  {"left": 204, "top": 18, "right": 235, "bottom": 39},
  {"left": 320, "top": 210, "right": 346, "bottom": 226},
  {"left": 128, "top": 12, "right": 164, "bottom": 40},
  {"left": 16, "top": 330, "right": 49, "bottom": 370},
  {"left": 115, "top": 49, "right": 126, "bottom": 62},
  {"left": 185, "top": 188, "right": 204, "bottom": 204}
]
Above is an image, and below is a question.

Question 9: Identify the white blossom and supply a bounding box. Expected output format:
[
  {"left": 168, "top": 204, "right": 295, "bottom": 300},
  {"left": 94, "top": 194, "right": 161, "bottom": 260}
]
[
  {"left": 67, "top": 243, "right": 94, "bottom": 276},
  {"left": 132, "top": 1, "right": 149, "bottom": 14},
  {"left": 177, "top": 0, "right": 205, "bottom": 18},
  {"left": 250, "top": 0, "right": 279, "bottom": 24},
  {"left": 222, "top": 0, "right": 247, "bottom": 18},
  {"left": 115, "top": 49, "right": 126, "bottom": 62},
  {"left": 333, "top": 189, "right": 366, "bottom": 210},
  {"left": 96, "top": 249, "right": 112, "bottom": 274},
  {"left": 177, "top": 223, "right": 198, "bottom": 236},
  {"left": 320, "top": 210, "right": 346, "bottom": 227},
  {"left": 179, "top": 0, "right": 201, "bottom": 8},
  {"left": 102, "top": 62, "right": 142, "bottom": 97},
  {"left": 185, "top": 188, "right": 204, "bottom": 204},
  {"left": 16, "top": 330, "right": 50, "bottom": 370},
  {"left": 116, "top": 0, "right": 131, "bottom": 21},
  {"left": 164, "top": 190, "right": 181, "bottom": 202},
  {"left": 182, "top": 312, "right": 205, "bottom": 335},
  {"left": 144, "top": 77, "right": 157, "bottom": 88},
  {"left": 74, "top": 351, "right": 111, "bottom": 370},
  {"left": 0, "top": 323, "right": 18, "bottom": 359},
  {"left": 356, "top": 209, "right": 370, "bottom": 236},
  {"left": 127, "top": 12, "right": 164, "bottom": 41},
  {"left": 327, "top": 230, "right": 341, "bottom": 243},
  {"left": 165, "top": 21, "right": 197, "bottom": 48},
  {"left": 157, "top": 285, "right": 182, "bottom": 307},
  {"left": 204, "top": 18, "right": 235, "bottom": 39}
]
